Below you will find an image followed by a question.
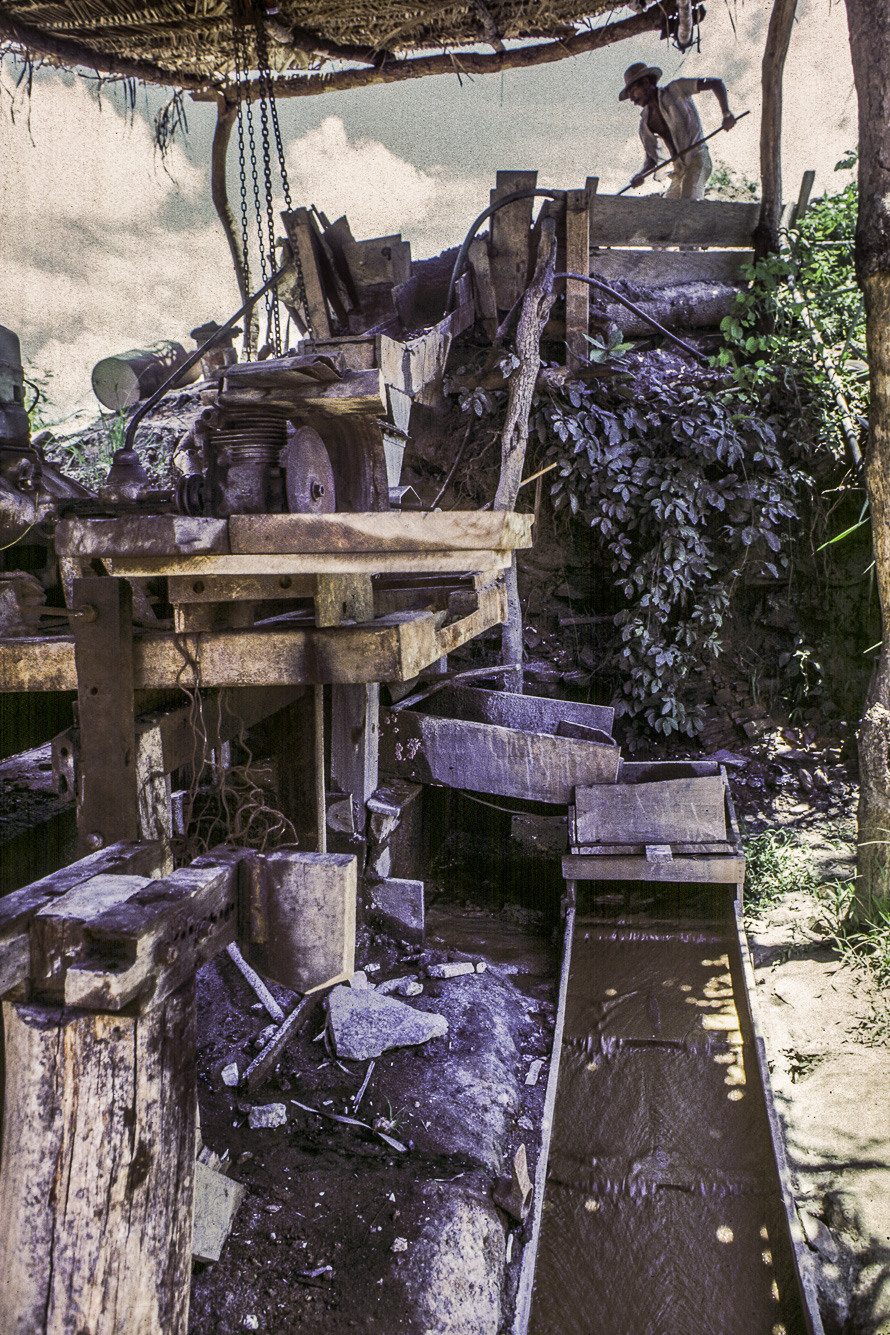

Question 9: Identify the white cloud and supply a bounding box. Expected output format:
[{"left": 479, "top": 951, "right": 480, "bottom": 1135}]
[
  {"left": 1, "top": 72, "right": 239, "bottom": 418},
  {"left": 284, "top": 116, "right": 485, "bottom": 258}
]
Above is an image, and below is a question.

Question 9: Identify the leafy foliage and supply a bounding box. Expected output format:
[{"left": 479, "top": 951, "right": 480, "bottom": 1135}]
[{"left": 538, "top": 363, "right": 804, "bottom": 735}]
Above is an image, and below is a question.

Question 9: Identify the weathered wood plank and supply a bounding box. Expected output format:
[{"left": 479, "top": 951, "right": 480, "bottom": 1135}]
[
  {"left": 468, "top": 235, "right": 499, "bottom": 337},
  {"left": 228, "top": 511, "right": 534, "bottom": 554},
  {"left": 379, "top": 708, "right": 619, "bottom": 803},
  {"left": 0, "top": 981, "right": 196, "bottom": 1335},
  {"left": 31, "top": 873, "right": 155, "bottom": 1003},
  {"left": 565, "top": 179, "right": 596, "bottom": 368},
  {"left": 562, "top": 852, "right": 746, "bottom": 883},
  {"left": 331, "top": 684, "right": 379, "bottom": 831},
  {"left": 574, "top": 776, "right": 727, "bottom": 845},
  {"left": 167, "top": 573, "right": 317, "bottom": 603},
  {"left": 490, "top": 169, "right": 538, "bottom": 311},
  {"left": 241, "top": 851, "right": 356, "bottom": 993},
  {"left": 218, "top": 368, "right": 385, "bottom": 416},
  {"left": 55, "top": 516, "right": 229, "bottom": 558},
  {"left": 423, "top": 685, "right": 614, "bottom": 737},
  {"left": 72, "top": 577, "right": 138, "bottom": 855},
  {"left": 105, "top": 550, "right": 513, "bottom": 578},
  {"left": 590, "top": 248, "right": 754, "bottom": 287},
  {"left": 588, "top": 196, "right": 760, "bottom": 248},
  {"left": 280, "top": 208, "right": 333, "bottom": 339}
]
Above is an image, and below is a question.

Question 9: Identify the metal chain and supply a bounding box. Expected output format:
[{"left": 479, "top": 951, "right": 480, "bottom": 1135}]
[
  {"left": 231, "top": 19, "right": 253, "bottom": 356},
  {"left": 253, "top": 7, "right": 314, "bottom": 342}
]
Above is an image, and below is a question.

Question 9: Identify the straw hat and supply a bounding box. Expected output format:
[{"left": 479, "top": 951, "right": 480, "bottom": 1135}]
[{"left": 618, "top": 62, "right": 662, "bottom": 100}]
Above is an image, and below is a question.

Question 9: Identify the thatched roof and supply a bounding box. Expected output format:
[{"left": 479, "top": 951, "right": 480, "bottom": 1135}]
[{"left": 0, "top": 0, "right": 680, "bottom": 94}]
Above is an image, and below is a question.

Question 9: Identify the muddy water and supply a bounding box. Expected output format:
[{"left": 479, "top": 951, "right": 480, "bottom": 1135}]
[{"left": 529, "top": 918, "right": 807, "bottom": 1335}]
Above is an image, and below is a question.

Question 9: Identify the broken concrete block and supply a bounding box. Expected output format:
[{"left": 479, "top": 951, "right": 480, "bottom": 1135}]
[
  {"left": 248, "top": 1103, "right": 288, "bottom": 1130},
  {"left": 367, "top": 877, "right": 424, "bottom": 945},
  {"left": 493, "top": 1143, "right": 533, "bottom": 1222},
  {"left": 427, "top": 962, "right": 475, "bottom": 980},
  {"left": 327, "top": 984, "right": 447, "bottom": 1060},
  {"left": 193, "top": 1160, "right": 247, "bottom": 1262}
]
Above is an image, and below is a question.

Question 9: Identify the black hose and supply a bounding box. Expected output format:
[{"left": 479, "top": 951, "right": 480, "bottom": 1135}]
[
  {"left": 445, "top": 188, "right": 566, "bottom": 313},
  {"left": 122, "top": 261, "right": 291, "bottom": 456},
  {"left": 553, "top": 272, "right": 709, "bottom": 364}
]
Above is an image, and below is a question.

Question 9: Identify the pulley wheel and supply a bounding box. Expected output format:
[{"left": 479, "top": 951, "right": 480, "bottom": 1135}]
[{"left": 283, "top": 425, "right": 336, "bottom": 514}]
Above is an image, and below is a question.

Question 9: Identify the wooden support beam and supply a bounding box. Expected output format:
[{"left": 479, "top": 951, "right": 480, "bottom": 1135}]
[
  {"left": 72, "top": 577, "right": 138, "bottom": 855},
  {"left": 565, "top": 178, "right": 597, "bottom": 370},
  {"left": 0, "top": 980, "right": 196, "bottom": 1335},
  {"left": 331, "top": 684, "right": 380, "bottom": 832},
  {"left": 562, "top": 853, "right": 746, "bottom": 884},
  {"left": 280, "top": 209, "right": 333, "bottom": 339}
]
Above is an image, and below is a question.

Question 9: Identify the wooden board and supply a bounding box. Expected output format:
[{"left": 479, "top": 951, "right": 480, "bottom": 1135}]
[
  {"left": 107, "top": 550, "right": 513, "bottom": 579},
  {"left": 565, "top": 180, "right": 596, "bottom": 368},
  {"left": 562, "top": 852, "right": 746, "bottom": 883},
  {"left": 218, "top": 367, "right": 385, "bottom": 417},
  {"left": 490, "top": 170, "right": 538, "bottom": 312},
  {"left": 229, "top": 511, "right": 534, "bottom": 555},
  {"left": 379, "top": 708, "right": 619, "bottom": 803},
  {"left": 574, "top": 776, "right": 727, "bottom": 845},
  {"left": 420, "top": 685, "right": 613, "bottom": 738},
  {"left": 590, "top": 248, "right": 754, "bottom": 287},
  {"left": 589, "top": 196, "right": 760, "bottom": 248},
  {"left": 56, "top": 516, "right": 229, "bottom": 559}
]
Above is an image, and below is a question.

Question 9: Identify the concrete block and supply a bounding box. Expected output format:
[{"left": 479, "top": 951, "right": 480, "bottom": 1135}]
[{"left": 242, "top": 851, "right": 356, "bottom": 993}]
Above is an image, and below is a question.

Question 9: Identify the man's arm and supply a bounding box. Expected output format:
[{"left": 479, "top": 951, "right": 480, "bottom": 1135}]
[{"left": 697, "top": 77, "right": 736, "bottom": 130}]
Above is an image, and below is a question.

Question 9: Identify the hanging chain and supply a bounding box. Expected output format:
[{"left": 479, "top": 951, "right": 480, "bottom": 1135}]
[{"left": 229, "top": 0, "right": 315, "bottom": 355}]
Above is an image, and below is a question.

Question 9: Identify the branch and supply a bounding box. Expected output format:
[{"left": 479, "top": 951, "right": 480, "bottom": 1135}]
[
  {"left": 193, "top": 9, "right": 668, "bottom": 103},
  {"left": 0, "top": 12, "right": 213, "bottom": 89}
]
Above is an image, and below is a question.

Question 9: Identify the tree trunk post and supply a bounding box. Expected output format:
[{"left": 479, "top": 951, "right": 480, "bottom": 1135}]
[
  {"left": 494, "top": 218, "right": 557, "bottom": 693},
  {"left": 0, "top": 981, "right": 197, "bottom": 1334},
  {"left": 844, "top": 0, "right": 890, "bottom": 918},
  {"left": 754, "top": 0, "right": 798, "bottom": 260}
]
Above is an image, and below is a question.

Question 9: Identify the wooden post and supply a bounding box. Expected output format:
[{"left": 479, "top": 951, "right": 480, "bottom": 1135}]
[
  {"left": 754, "top": 0, "right": 798, "bottom": 259},
  {"left": 489, "top": 170, "right": 538, "bottom": 313},
  {"left": 331, "top": 683, "right": 380, "bottom": 834},
  {"left": 0, "top": 980, "right": 197, "bottom": 1335},
  {"left": 564, "top": 178, "right": 597, "bottom": 370},
  {"left": 73, "top": 577, "right": 138, "bottom": 855}
]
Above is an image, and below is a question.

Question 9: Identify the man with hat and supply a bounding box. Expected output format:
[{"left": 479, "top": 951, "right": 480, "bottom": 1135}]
[{"left": 620, "top": 62, "right": 737, "bottom": 199}]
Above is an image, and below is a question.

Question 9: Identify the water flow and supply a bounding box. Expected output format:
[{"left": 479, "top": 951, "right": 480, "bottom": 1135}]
[{"left": 529, "top": 913, "right": 807, "bottom": 1335}]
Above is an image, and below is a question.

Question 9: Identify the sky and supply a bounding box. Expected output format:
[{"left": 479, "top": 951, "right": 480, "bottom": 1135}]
[{"left": 0, "top": 0, "right": 858, "bottom": 421}]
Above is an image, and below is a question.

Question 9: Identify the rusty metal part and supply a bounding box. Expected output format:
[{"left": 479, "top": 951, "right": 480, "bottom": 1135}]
[{"left": 284, "top": 425, "right": 336, "bottom": 514}]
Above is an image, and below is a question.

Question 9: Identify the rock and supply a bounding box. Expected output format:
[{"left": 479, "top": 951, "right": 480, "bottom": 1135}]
[
  {"left": 247, "top": 1103, "right": 288, "bottom": 1130},
  {"left": 255, "top": 1024, "right": 277, "bottom": 1049},
  {"left": 493, "top": 1143, "right": 533, "bottom": 1222},
  {"left": 193, "top": 1161, "right": 247, "bottom": 1263},
  {"left": 348, "top": 970, "right": 372, "bottom": 990},
  {"left": 401, "top": 1184, "right": 505, "bottom": 1335},
  {"left": 243, "top": 1317, "right": 259, "bottom": 1330},
  {"left": 220, "top": 1062, "right": 240, "bottom": 1088},
  {"left": 800, "top": 1210, "right": 841, "bottom": 1263},
  {"left": 367, "top": 878, "right": 425, "bottom": 945},
  {"left": 475, "top": 962, "right": 487, "bottom": 974},
  {"left": 524, "top": 1059, "right": 544, "bottom": 1086},
  {"left": 427, "top": 962, "right": 475, "bottom": 980},
  {"left": 326, "top": 985, "right": 448, "bottom": 1061},
  {"left": 392, "top": 1237, "right": 409, "bottom": 1253},
  {"left": 377, "top": 975, "right": 424, "bottom": 997}
]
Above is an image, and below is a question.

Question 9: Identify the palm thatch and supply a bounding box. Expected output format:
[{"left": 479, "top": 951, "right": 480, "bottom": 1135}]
[{"left": 0, "top": 0, "right": 680, "bottom": 93}]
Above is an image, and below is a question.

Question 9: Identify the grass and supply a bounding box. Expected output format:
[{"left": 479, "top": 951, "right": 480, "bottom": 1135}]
[{"left": 742, "top": 828, "right": 822, "bottom": 917}]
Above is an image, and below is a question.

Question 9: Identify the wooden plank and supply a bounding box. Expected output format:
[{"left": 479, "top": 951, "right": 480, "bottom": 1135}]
[
  {"left": 331, "top": 684, "right": 379, "bottom": 831},
  {"left": 314, "top": 573, "right": 374, "bottom": 627},
  {"left": 619, "top": 760, "right": 722, "bottom": 781},
  {"left": 468, "top": 236, "right": 498, "bottom": 337},
  {"left": 241, "top": 851, "right": 356, "bottom": 992},
  {"left": 30, "top": 873, "right": 155, "bottom": 1002},
  {"left": 490, "top": 169, "right": 538, "bottom": 311},
  {"left": 280, "top": 208, "right": 333, "bottom": 339},
  {"left": 570, "top": 841, "right": 738, "bottom": 856},
  {"left": 229, "top": 510, "right": 534, "bottom": 555},
  {"left": 342, "top": 234, "right": 411, "bottom": 288},
  {"left": 562, "top": 853, "right": 747, "bottom": 883},
  {"left": 379, "top": 708, "right": 619, "bottom": 803},
  {"left": 574, "top": 776, "right": 727, "bottom": 845},
  {"left": 565, "top": 179, "right": 596, "bottom": 369},
  {"left": 218, "top": 367, "right": 385, "bottom": 416},
  {"left": 590, "top": 248, "right": 754, "bottom": 287},
  {"left": 73, "top": 576, "right": 138, "bottom": 855},
  {"left": 426, "top": 686, "right": 614, "bottom": 738},
  {"left": 108, "top": 550, "right": 513, "bottom": 579},
  {"left": 588, "top": 196, "right": 761, "bottom": 248},
  {"left": 168, "top": 573, "right": 316, "bottom": 604},
  {"left": 55, "top": 516, "right": 229, "bottom": 559}
]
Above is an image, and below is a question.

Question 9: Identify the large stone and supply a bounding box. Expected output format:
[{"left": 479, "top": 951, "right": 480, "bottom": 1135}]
[
  {"left": 401, "top": 1183, "right": 505, "bottom": 1335},
  {"left": 367, "top": 877, "right": 425, "bottom": 944},
  {"left": 326, "top": 985, "right": 447, "bottom": 1060}
]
